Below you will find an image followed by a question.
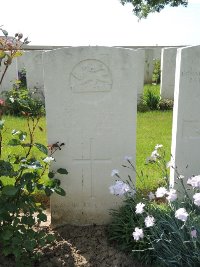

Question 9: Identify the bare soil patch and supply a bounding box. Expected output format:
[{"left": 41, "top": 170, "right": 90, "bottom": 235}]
[{"left": 0, "top": 210, "right": 148, "bottom": 267}]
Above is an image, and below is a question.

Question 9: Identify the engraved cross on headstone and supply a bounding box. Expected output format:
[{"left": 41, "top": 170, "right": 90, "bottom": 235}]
[{"left": 73, "top": 138, "right": 111, "bottom": 197}]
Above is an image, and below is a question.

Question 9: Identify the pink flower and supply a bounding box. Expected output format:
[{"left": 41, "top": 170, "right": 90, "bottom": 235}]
[
  {"left": 135, "top": 202, "right": 145, "bottom": 214},
  {"left": 132, "top": 227, "right": 144, "bottom": 241},
  {"left": 155, "top": 187, "right": 167, "bottom": 198},
  {"left": 109, "top": 180, "right": 130, "bottom": 196},
  {"left": 191, "top": 229, "right": 197, "bottom": 238},
  {"left": 193, "top": 193, "right": 200, "bottom": 206},
  {"left": 166, "top": 189, "right": 177, "bottom": 202},
  {"left": 175, "top": 208, "right": 189, "bottom": 222},
  {"left": 0, "top": 99, "right": 5, "bottom": 106},
  {"left": 144, "top": 216, "right": 155, "bottom": 227}
]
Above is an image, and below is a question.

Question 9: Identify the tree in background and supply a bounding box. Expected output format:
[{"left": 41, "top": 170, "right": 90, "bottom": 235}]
[{"left": 120, "top": 0, "right": 188, "bottom": 18}]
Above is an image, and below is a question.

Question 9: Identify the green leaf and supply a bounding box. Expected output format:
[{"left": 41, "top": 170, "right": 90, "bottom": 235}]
[
  {"left": 24, "top": 239, "right": 37, "bottom": 251},
  {"left": 37, "top": 212, "right": 47, "bottom": 222},
  {"left": 1, "top": 29, "right": 8, "bottom": 36},
  {"left": 1, "top": 229, "right": 13, "bottom": 240},
  {"left": 45, "top": 187, "right": 53, "bottom": 197},
  {"left": 13, "top": 51, "right": 23, "bottom": 58},
  {"left": 26, "top": 181, "right": 35, "bottom": 193},
  {"left": 0, "top": 160, "right": 14, "bottom": 177},
  {"left": 21, "top": 172, "right": 35, "bottom": 181},
  {"left": 2, "top": 246, "right": 11, "bottom": 256},
  {"left": 54, "top": 187, "right": 66, "bottom": 196},
  {"left": 2, "top": 185, "right": 18, "bottom": 196},
  {"left": 48, "top": 171, "right": 55, "bottom": 178},
  {"left": 0, "top": 51, "right": 6, "bottom": 59},
  {"left": 57, "top": 168, "right": 68, "bottom": 175},
  {"left": 8, "top": 138, "right": 21, "bottom": 146},
  {"left": 46, "top": 234, "right": 55, "bottom": 243},
  {"left": 34, "top": 143, "right": 48, "bottom": 155}
]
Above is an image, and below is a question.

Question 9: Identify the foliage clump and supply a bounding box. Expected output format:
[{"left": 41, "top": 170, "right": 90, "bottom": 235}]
[
  {"left": 120, "top": 0, "right": 188, "bottom": 19},
  {"left": 108, "top": 145, "right": 200, "bottom": 267},
  {"left": 0, "top": 27, "right": 67, "bottom": 267}
]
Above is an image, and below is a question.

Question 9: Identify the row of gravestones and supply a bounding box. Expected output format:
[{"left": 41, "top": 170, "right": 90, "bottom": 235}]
[
  {"left": 42, "top": 46, "right": 200, "bottom": 226},
  {"left": 0, "top": 47, "right": 182, "bottom": 102},
  {"left": 0, "top": 47, "right": 163, "bottom": 100},
  {"left": 1, "top": 46, "right": 199, "bottom": 226}
]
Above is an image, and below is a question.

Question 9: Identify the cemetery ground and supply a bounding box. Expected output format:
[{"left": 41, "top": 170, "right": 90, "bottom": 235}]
[{"left": 0, "top": 110, "right": 172, "bottom": 266}]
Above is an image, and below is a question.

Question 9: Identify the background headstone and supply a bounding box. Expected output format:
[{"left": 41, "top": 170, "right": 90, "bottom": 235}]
[
  {"left": 160, "top": 47, "right": 177, "bottom": 100},
  {"left": 43, "top": 46, "right": 144, "bottom": 226},
  {"left": 0, "top": 58, "right": 18, "bottom": 92},
  {"left": 170, "top": 45, "right": 200, "bottom": 188},
  {"left": 17, "top": 51, "right": 44, "bottom": 100}
]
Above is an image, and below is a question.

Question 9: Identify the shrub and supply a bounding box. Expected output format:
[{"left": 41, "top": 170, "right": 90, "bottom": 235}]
[
  {"left": 0, "top": 27, "right": 66, "bottom": 266},
  {"left": 145, "top": 89, "right": 160, "bottom": 110},
  {"left": 137, "top": 96, "right": 150, "bottom": 112},
  {"left": 108, "top": 145, "right": 200, "bottom": 267},
  {"left": 0, "top": 106, "right": 67, "bottom": 266},
  {"left": 1, "top": 83, "right": 45, "bottom": 117},
  {"left": 158, "top": 99, "right": 174, "bottom": 110}
]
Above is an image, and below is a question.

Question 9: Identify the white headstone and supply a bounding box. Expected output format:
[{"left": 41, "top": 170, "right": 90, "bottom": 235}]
[
  {"left": 0, "top": 58, "right": 18, "bottom": 92},
  {"left": 144, "top": 49, "right": 154, "bottom": 84},
  {"left": 43, "top": 46, "right": 144, "bottom": 226},
  {"left": 160, "top": 48, "right": 177, "bottom": 100},
  {"left": 17, "top": 51, "right": 44, "bottom": 99},
  {"left": 170, "top": 45, "right": 200, "bottom": 188}
]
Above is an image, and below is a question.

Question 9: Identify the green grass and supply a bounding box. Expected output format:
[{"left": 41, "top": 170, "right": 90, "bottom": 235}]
[
  {"left": 0, "top": 115, "right": 48, "bottom": 186},
  {"left": 0, "top": 110, "right": 173, "bottom": 192},
  {"left": 136, "top": 110, "right": 173, "bottom": 191},
  {"left": 143, "top": 84, "right": 160, "bottom": 98}
]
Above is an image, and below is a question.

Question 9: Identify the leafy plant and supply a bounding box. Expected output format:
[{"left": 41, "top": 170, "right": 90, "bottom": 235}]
[
  {"left": 108, "top": 145, "right": 200, "bottom": 267},
  {"left": 158, "top": 99, "right": 174, "bottom": 110},
  {"left": 0, "top": 27, "right": 67, "bottom": 266},
  {"left": 120, "top": 0, "right": 188, "bottom": 19},
  {"left": 145, "top": 89, "right": 160, "bottom": 110},
  {"left": 1, "top": 82, "right": 45, "bottom": 117},
  {"left": 0, "top": 108, "right": 67, "bottom": 266}
]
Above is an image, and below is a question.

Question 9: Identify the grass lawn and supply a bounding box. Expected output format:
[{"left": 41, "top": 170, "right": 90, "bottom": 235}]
[
  {"left": 136, "top": 110, "right": 173, "bottom": 190},
  {"left": 0, "top": 110, "right": 173, "bottom": 192},
  {"left": 0, "top": 115, "right": 48, "bottom": 186},
  {"left": 143, "top": 84, "right": 160, "bottom": 97}
]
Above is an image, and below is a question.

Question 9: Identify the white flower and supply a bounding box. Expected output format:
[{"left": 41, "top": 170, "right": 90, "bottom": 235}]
[
  {"left": 146, "top": 150, "right": 159, "bottom": 163},
  {"left": 109, "top": 180, "right": 130, "bottom": 196},
  {"left": 166, "top": 189, "right": 177, "bottom": 202},
  {"left": 43, "top": 156, "right": 55, "bottom": 163},
  {"left": 12, "top": 129, "right": 20, "bottom": 135},
  {"left": 144, "top": 215, "right": 155, "bottom": 227},
  {"left": 187, "top": 175, "right": 200, "bottom": 188},
  {"left": 175, "top": 208, "right": 189, "bottom": 222},
  {"left": 21, "top": 134, "right": 26, "bottom": 141},
  {"left": 193, "top": 193, "right": 200, "bottom": 206},
  {"left": 9, "top": 96, "right": 14, "bottom": 103},
  {"left": 135, "top": 202, "right": 145, "bottom": 214},
  {"left": 124, "top": 156, "right": 133, "bottom": 161},
  {"left": 155, "top": 144, "right": 163, "bottom": 149},
  {"left": 27, "top": 164, "right": 38, "bottom": 170},
  {"left": 132, "top": 227, "right": 144, "bottom": 241},
  {"left": 155, "top": 187, "right": 167, "bottom": 198},
  {"left": 191, "top": 229, "right": 197, "bottom": 238},
  {"left": 111, "top": 169, "right": 119, "bottom": 177},
  {"left": 166, "top": 161, "right": 174, "bottom": 168},
  {"left": 148, "top": 192, "right": 155, "bottom": 201}
]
